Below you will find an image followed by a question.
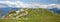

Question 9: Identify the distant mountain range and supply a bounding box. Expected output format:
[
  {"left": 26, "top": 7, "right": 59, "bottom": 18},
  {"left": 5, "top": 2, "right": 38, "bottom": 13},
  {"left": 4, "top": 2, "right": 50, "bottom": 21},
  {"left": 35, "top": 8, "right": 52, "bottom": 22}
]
[
  {"left": 47, "top": 5, "right": 60, "bottom": 14},
  {"left": 0, "top": 7, "right": 18, "bottom": 17}
]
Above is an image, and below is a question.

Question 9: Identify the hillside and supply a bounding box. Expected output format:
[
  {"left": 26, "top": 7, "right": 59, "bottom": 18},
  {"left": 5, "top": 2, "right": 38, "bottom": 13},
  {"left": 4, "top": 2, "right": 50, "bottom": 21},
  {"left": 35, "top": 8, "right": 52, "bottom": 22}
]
[{"left": 0, "top": 8, "right": 60, "bottom": 22}]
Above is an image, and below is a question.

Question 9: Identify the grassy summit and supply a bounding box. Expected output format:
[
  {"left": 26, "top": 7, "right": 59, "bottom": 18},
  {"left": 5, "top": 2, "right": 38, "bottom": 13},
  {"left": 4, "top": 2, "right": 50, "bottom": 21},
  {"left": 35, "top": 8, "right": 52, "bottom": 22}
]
[{"left": 0, "top": 8, "right": 60, "bottom": 22}]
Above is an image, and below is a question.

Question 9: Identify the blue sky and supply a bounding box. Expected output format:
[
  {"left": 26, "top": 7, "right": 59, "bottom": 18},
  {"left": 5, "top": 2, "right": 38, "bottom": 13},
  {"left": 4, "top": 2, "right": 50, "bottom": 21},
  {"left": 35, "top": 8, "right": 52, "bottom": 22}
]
[
  {"left": 0, "top": 0, "right": 60, "bottom": 4},
  {"left": 20, "top": 0, "right": 60, "bottom": 4}
]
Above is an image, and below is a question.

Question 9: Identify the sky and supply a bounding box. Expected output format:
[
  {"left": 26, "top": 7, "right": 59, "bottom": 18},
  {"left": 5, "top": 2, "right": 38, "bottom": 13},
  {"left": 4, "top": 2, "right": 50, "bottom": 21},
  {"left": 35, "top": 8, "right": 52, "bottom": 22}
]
[{"left": 0, "top": 0, "right": 60, "bottom": 8}]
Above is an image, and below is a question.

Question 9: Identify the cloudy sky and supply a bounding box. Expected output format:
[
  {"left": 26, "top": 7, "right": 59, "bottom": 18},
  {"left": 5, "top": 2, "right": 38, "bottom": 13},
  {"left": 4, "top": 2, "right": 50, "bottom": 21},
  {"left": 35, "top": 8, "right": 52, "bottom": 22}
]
[
  {"left": 0, "top": 0, "right": 60, "bottom": 4},
  {"left": 0, "top": 0, "right": 60, "bottom": 8}
]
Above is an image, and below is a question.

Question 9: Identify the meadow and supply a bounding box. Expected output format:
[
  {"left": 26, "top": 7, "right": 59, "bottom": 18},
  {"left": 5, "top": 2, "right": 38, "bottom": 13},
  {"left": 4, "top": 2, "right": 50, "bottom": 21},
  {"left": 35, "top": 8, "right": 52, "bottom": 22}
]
[{"left": 0, "top": 8, "right": 60, "bottom": 22}]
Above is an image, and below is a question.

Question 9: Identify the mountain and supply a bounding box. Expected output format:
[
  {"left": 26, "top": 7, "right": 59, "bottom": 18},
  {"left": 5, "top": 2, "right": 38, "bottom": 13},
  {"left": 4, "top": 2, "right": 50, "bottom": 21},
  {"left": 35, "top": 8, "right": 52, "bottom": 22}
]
[
  {"left": 49, "top": 8, "right": 60, "bottom": 14},
  {"left": 1, "top": 8, "right": 60, "bottom": 22},
  {"left": 0, "top": 7, "right": 18, "bottom": 17},
  {"left": 47, "top": 5, "right": 60, "bottom": 14}
]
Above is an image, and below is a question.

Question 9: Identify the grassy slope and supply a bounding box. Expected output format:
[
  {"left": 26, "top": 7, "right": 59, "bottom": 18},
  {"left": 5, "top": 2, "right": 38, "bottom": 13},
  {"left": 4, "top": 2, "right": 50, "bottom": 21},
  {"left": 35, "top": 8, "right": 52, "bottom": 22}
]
[{"left": 0, "top": 8, "right": 60, "bottom": 22}]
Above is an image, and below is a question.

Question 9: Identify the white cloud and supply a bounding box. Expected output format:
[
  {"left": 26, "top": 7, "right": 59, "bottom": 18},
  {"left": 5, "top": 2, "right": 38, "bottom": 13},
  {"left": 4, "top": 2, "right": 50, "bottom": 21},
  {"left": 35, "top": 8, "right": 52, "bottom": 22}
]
[
  {"left": 0, "top": 5, "right": 7, "bottom": 8},
  {"left": 47, "top": 4, "right": 60, "bottom": 9},
  {"left": 0, "top": 1, "right": 60, "bottom": 9},
  {"left": 0, "top": 1, "right": 44, "bottom": 8}
]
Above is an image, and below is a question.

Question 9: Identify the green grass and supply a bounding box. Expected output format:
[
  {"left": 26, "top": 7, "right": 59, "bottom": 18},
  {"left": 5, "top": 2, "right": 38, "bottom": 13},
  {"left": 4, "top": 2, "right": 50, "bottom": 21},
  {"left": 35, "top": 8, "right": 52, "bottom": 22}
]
[{"left": 0, "top": 8, "right": 60, "bottom": 22}]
